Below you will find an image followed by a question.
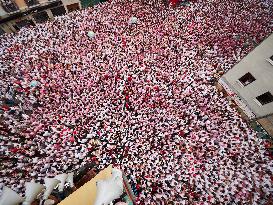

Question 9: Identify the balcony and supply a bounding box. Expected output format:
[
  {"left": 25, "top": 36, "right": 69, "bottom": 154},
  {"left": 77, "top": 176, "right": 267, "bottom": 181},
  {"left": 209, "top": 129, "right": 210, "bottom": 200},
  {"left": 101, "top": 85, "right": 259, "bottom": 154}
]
[
  {"left": 0, "top": 0, "right": 19, "bottom": 13},
  {"left": 24, "top": 0, "right": 39, "bottom": 7},
  {"left": 0, "top": 0, "right": 62, "bottom": 24}
]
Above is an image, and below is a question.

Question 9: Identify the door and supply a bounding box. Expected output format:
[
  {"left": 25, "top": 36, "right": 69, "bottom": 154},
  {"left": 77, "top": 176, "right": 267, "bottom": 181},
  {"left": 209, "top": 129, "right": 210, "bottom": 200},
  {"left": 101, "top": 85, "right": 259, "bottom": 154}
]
[
  {"left": 51, "top": 5, "right": 67, "bottom": 17},
  {"left": 33, "top": 11, "right": 49, "bottom": 23},
  {"left": 67, "top": 3, "right": 80, "bottom": 12},
  {"left": 14, "top": 19, "right": 35, "bottom": 30},
  {"left": 0, "top": 27, "right": 5, "bottom": 35}
]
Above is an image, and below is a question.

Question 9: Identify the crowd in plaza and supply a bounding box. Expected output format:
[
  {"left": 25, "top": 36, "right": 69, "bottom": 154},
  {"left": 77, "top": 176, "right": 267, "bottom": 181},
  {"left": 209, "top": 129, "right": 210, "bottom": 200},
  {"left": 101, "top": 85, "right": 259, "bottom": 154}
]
[{"left": 0, "top": 0, "right": 273, "bottom": 204}]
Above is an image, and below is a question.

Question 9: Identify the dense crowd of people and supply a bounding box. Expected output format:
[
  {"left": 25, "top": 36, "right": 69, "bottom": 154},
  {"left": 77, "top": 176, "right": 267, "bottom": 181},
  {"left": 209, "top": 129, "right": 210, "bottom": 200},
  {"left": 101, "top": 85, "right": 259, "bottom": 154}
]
[{"left": 0, "top": 0, "right": 273, "bottom": 204}]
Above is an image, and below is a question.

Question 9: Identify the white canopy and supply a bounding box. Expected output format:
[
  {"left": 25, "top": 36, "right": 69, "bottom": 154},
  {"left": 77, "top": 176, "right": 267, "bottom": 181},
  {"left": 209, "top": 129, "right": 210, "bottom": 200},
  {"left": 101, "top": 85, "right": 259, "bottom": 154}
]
[
  {"left": 0, "top": 186, "right": 24, "bottom": 205},
  {"left": 94, "top": 169, "right": 123, "bottom": 205}
]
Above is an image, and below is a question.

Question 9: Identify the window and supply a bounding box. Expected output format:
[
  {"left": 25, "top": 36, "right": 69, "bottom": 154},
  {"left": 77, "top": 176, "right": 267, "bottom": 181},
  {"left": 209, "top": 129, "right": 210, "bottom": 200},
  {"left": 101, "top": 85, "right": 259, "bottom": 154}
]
[
  {"left": 256, "top": 92, "right": 273, "bottom": 105},
  {"left": 238, "top": 72, "right": 256, "bottom": 86}
]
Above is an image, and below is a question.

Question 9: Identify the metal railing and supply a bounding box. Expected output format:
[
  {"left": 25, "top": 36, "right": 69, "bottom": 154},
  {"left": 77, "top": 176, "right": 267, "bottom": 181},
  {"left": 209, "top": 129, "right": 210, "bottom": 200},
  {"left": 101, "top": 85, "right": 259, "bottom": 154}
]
[
  {"left": 122, "top": 172, "right": 136, "bottom": 204},
  {"left": 0, "top": 0, "right": 19, "bottom": 13},
  {"left": 24, "top": 0, "right": 39, "bottom": 7}
]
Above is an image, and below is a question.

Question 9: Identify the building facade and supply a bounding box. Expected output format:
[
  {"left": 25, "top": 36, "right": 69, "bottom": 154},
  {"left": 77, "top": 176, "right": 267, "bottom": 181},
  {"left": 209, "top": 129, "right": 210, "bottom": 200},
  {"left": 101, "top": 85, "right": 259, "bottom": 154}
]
[
  {"left": 219, "top": 33, "right": 273, "bottom": 135},
  {"left": 0, "top": 0, "right": 82, "bottom": 34}
]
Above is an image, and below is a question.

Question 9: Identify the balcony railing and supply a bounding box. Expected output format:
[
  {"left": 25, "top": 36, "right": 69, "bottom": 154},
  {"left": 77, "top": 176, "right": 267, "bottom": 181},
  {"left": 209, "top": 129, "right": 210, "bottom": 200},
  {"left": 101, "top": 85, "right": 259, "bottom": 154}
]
[
  {"left": 0, "top": 0, "right": 19, "bottom": 13},
  {"left": 24, "top": 0, "right": 39, "bottom": 7}
]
